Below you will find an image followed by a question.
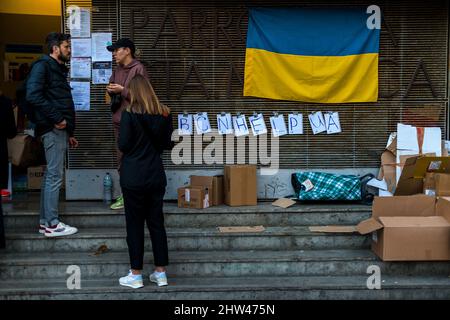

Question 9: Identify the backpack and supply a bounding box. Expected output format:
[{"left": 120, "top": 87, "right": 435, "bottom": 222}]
[{"left": 16, "top": 60, "right": 51, "bottom": 123}]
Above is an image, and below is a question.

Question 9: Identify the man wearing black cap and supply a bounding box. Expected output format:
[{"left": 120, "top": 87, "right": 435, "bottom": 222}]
[{"left": 106, "top": 38, "right": 148, "bottom": 210}]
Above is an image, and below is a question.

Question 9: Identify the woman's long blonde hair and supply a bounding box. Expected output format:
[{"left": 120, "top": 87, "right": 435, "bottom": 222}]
[{"left": 127, "top": 74, "right": 170, "bottom": 116}]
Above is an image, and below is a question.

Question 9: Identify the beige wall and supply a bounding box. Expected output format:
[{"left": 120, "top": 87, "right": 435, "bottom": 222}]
[{"left": 0, "top": 13, "right": 61, "bottom": 98}]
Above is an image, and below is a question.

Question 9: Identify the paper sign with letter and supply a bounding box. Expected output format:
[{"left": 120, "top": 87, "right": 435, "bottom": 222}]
[
  {"left": 178, "top": 114, "right": 193, "bottom": 135},
  {"left": 308, "top": 111, "right": 326, "bottom": 134},
  {"left": 249, "top": 113, "right": 268, "bottom": 136},
  {"left": 194, "top": 112, "right": 212, "bottom": 135},
  {"left": 69, "top": 8, "right": 91, "bottom": 38},
  {"left": 288, "top": 114, "right": 303, "bottom": 134},
  {"left": 325, "top": 112, "right": 342, "bottom": 134},
  {"left": 270, "top": 114, "right": 287, "bottom": 137},
  {"left": 233, "top": 114, "right": 249, "bottom": 137},
  {"left": 217, "top": 113, "right": 233, "bottom": 135}
]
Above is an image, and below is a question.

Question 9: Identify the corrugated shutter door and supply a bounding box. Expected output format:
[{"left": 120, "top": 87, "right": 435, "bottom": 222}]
[{"left": 65, "top": 0, "right": 448, "bottom": 170}]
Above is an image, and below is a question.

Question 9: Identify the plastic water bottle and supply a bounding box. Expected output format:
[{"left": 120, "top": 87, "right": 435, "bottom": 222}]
[{"left": 103, "top": 173, "right": 112, "bottom": 204}]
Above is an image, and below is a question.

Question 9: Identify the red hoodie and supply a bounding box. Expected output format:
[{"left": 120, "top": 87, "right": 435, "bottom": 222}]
[{"left": 109, "top": 59, "right": 148, "bottom": 125}]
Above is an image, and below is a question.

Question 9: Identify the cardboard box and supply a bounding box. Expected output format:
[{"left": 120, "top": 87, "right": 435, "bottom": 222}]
[
  {"left": 224, "top": 165, "right": 257, "bottom": 206},
  {"left": 177, "top": 186, "right": 209, "bottom": 209},
  {"left": 356, "top": 195, "right": 450, "bottom": 261},
  {"left": 434, "top": 173, "right": 450, "bottom": 196},
  {"left": 7, "top": 134, "right": 45, "bottom": 168},
  {"left": 423, "top": 172, "right": 436, "bottom": 195},
  {"left": 27, "top": 166, "right": 46, "bottom": 190},
  {"left": 190, "top": 175, "right": 223, "bottom": 206},
  {"left": 394, "top": 156, "right": 450, "bottom": 196},
  {"left": 27, "top": 165, "right": 65, "bottom": 190}
]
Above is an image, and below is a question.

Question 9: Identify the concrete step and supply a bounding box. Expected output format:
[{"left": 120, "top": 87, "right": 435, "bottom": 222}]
[
  {"left": 1, "top": 275, "right": 449, "bottom": 300},
  {"left": 3, "top": 202, "right": 372, "bottom": 229},
  {"left": 4, "top": 227, "right": 371, "bottom": 252},
  {"left": 1, "top": 250, "right": 448, "bottom": 280}
]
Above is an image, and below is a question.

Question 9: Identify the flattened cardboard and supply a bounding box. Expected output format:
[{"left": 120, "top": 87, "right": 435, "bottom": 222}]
[
  {"left": 272, "top": 198, "right": 296, "bottom": 209},
  {"left": 224, "top": 165, "right": 257, "bottom": 206},
  {"left": 434, "top": 173, "right": 450, "bottom": 196},
  {"left": 190, "top": 175, "right": 224, "bottom": 206},
  {"left": 372, "top": 195, "right": 436, "bottom": 218},
  {"left": 218, "top": 226, "right": 265, "bottom": 233},
  {"left": 309, "top": 226, "right": 357, "bottom": 233},
  {"left": 356, "top": 218, "right": 384, "bottom": 235},
  {"left": 386, "top": 136, "right": 397, "bottom": 156}
]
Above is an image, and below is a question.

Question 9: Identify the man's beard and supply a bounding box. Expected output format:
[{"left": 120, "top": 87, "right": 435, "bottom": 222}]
[{"left": 59, "top": 52, "right": 70, "bottom": 63}]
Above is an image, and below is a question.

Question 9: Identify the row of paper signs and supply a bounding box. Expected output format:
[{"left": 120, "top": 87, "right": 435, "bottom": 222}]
[{"left": 178, "top": 111, "right": 342, "bottom": 136}]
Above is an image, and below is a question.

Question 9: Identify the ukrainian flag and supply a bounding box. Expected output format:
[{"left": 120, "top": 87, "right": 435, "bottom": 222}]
[{"left": 244, "top": 7, "right": 380, "bottom": 103}]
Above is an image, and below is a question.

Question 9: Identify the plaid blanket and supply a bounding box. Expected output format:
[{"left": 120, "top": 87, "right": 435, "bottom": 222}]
[{"left": 292, "top": 172, "right": 362, "bottom": 201}]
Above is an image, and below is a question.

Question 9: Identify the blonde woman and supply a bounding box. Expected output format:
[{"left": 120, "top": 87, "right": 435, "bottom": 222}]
[{"left": 118, "top": 75, "right": 173, "bottom": 288}]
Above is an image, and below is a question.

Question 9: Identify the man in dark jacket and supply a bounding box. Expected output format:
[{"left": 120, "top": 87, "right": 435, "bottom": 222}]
[
  {"left": 26, "top": 32, "right": 79, "bottom": 237},
  {"left": 0, "top": 92, "right": 17, "bottom": 248}
]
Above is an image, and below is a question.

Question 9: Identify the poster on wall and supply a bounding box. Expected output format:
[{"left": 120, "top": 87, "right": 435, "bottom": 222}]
[
  {"left": 70, "top": 58, "right": 91, "bottom": 79},
  {"left": 70, "top": 81, "right": 90, "bottom": 111},
  {"left": 92, "top": 33, "right": 113, "bottom": 62},
  {"left": 71, "top": 38, "right": 92, "bottom": 57},
  {"left": 69, "top": 8, "right": 91, "bottom": 38},
  {"left": 92, "top": 61, "right": 112, "bottom": 84}
]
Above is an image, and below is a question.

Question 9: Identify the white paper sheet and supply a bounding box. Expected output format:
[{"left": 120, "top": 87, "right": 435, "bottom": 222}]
[
  {"left": 397, "top": 123, "right": 419, "bottom": 151},
  {"left": 69, "top": 8, "right": 91, "bottom": 38},
  {"left": 233, "top": 115, "right": 249, "bottom": 137},
  {"left": 249, "top": 113, "right": 267, "bottom": 136},
  {"left": 92, "top": 33, "right": 112, "bottom": 62},
  {"left": 70, "top": 81, "right": 90, "bottom": 111},
  {"left": 379, "top": 190, "right": 393, "bottom": 197},
  {"left": 386, "top": 132, "right": 397, "bottom": 148},
  {"left": 422, "top": 127, "right": 442, "bottom": 156},
  {"left": 70, "top": 58, "right": 91, "bottom": 79},
  {"left": 288, "top": 114, "right": 303, "bottom": 135},
  {"left": 269, "top": 115, "right": 287, "bottom": 137},
  {"left": 367, "top": 178, "right": 388, "bottom": 191},
  {"left": 92, "top": 62, "right": 112, "bottom": 84},
  {"left": 178, "top": 114, "right": 193, "bottom": 135},
  {"left": 308, "top": 111, "right": 326, "bottom": 134},
  {"left": 217, "top": 113, "right": 233, "bottom": 135},
  {"left": 325, "top": 112, "right": 342, "bottom": 134},
  {"left": 71, "top": 38, "right": 92, "bottom": 57},
  {"left": 194, "top": 112, "right": 212, "bottom": 135}
]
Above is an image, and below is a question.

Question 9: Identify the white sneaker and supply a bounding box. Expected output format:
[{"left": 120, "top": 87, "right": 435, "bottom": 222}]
[
  {"left": 150, "top": 271, "right": 168, "bottom": 287},
  {"left": 39, "top": 224, "right": 46, "bottom": 234},
  {"left": 44, "top": 222, "right": 78, "bottom": 237},
  {"left": 119, "top": 270, "right": 144, "bottom": 289}
]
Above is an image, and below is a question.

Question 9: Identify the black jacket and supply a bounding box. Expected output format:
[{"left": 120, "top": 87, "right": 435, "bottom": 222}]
[
  {"left": 26, "top": 55, "right": 75, "bottom": 137},
  {"left": 118, "top": 111, "right": 173, "bottom": 190},
  {"left": 0, "top": 95, "right": 17, "bottom": 189}
]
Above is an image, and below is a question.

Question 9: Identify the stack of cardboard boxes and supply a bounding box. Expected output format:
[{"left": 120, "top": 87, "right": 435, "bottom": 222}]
[
  {"left": 363, "top": 124, "right": 450, "bottom": 261},
  {"left": 177, "top": 165, "right": 257, "bottom": 209}
]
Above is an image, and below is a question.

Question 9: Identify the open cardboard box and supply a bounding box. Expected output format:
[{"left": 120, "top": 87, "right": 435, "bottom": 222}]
[
  {"left": 356, "top": 195, "right": 450, "bottom": 261},
  {"left": 394, "top": 155, "right": 450, "bottom": 196}
]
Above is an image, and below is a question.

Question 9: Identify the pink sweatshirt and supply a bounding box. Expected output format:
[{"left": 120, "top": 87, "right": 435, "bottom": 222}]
[{"left": 109, "top": 59, "right": 148, "bottom": 125}]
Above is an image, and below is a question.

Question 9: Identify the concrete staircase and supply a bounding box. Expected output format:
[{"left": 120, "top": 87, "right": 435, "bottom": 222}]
[{"left": 1, "top": 198, "right": 449, "bottom": 300}]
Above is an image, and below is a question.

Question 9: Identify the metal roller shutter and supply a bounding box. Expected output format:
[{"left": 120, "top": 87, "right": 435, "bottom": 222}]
[{"left": 64, "top": 0, "right": 448, "bottom": 170}]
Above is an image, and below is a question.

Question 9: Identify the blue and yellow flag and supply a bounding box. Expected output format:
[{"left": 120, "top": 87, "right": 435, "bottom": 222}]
[{"left": 244, "top": 7, "right": 380, "bottom": 103}]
